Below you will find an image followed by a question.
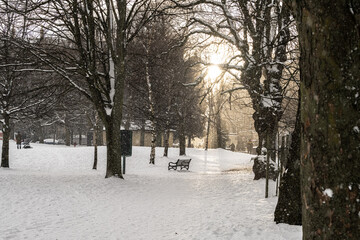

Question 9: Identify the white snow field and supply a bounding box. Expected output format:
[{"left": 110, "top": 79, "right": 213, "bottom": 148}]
[{"left": 0, "top": 141, "right": 301, "bottom": 240}]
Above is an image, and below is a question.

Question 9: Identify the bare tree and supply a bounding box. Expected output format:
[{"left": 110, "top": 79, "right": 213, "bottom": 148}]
[
  {"left": 19, "top": 0, "right": 170, "bottom": 178},
  {"left": 125, "top": 14, "right": 205, "bottom": 159},
  {"left": 0, "top": 1, "right": 61, "bottom": 167},
  {"left": 171, "top": 0, "right": 295, "bottom": 161}
]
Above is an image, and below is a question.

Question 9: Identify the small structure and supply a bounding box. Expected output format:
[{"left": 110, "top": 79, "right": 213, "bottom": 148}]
[{"left": 72, "top": 135, "right": 87, "bottom": 146}]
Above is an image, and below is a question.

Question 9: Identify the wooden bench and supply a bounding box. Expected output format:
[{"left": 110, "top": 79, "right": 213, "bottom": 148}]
[{"left": 168, "top": 159, "right": 191, "bottom": 170}]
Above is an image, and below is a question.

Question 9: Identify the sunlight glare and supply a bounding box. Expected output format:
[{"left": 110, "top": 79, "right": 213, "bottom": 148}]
[
  {"left": 206, "top": 53, "right": 223, "bottom": 81},
  {"left": 207, "top": 65, "right": 222, "bottom": 81}
]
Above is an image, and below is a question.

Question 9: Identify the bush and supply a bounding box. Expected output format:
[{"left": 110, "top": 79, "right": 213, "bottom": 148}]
[{"left": 252, "top": 155, "right": 279, "bottom": 181}]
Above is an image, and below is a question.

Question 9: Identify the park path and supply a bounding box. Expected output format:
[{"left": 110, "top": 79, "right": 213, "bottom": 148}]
[{"left": 0, "top": 142, "right": 301, "bottom": 240}]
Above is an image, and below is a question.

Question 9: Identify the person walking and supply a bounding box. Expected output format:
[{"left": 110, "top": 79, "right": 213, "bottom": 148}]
[
  {"left": 230, "top": 143, "right": 235, "bottom": 152},
  {"left": 16, "top": 132, "right": 22, "bottom": 149}
]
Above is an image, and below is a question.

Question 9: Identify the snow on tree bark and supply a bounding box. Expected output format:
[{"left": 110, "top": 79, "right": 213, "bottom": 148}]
[
  {"left": 146, "top": 67, "right": 156, "bottom": 164},
  {"left": 144, "top": 38, "right": 157, "bottom": 165},
  {"left": 290, "top": 0, "right": 360, "bottom": 238}
]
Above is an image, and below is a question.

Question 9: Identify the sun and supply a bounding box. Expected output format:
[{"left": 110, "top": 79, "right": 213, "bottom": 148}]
[
  {"left": 207, "top": 65, "right": 222, "bottom": 81},
  {"left": 206, "top": 54, "right": 223, "bottom": 81}
]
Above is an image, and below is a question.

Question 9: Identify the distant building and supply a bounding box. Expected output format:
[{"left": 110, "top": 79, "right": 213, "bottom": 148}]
[{"left": 97, "top": 121, "right": 174, "bottom": 147}]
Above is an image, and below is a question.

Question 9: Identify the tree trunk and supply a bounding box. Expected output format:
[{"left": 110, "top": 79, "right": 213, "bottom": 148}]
[
  {"left": 216, "top": 114, "right": 223, "bottom": 148},
  {"left": 149, "top": 127, "right": 156, "bottom": 164},
  {"left": 143, "top": 33, "right": 157, "bottom": 164},
  {"left": 65, "top": 126, "right": 71, "bottom": 146},
  {"left": 1, "top": 113, "right": 10, "bottom": 168},
  {"left": 179, "top": 135, "right": 186, "bottom": 155},
  {"left": 92, "top": 117, "right": 99, "bottom": 170},
  {"left": 205, "top": 115, "right": 211, "bottom": 151},
  {"left": 104, "top": 119, "right": 122, "bottom": 178},
  {"left": 39, "top": 126, "right": 44, "bottom": 143},
  {"left": 179, "top": 121, "right": 186, "bottom": 156},
  {"left": 255, "top": 107, "right": 280, "bottom": 157},
  {"left": 79, "top": 128, "right": 82, "bottom": 145},
  {"left": 93, "top": 142, "right": 98, "bottom": 170},
  {"left": 163, "top": 128, "right": 170, "bottom": 157},
  {"left": 252, "top": 109, "right": 279, "bottom": 181},
  {"left": 256, "top": 129, "right": 264, "bottom": 155},
  {"left": 266, "top": 121, "right": 278, "bottom": 161},
  {"left": 187, "top": 135, "right": 192, "bottom": 148},
  {"left": 293, "top": 1, "right": 360, "bottom": 238},
  {"left": 246, "top": 4, "right": 289, "bottom": 159},
  {"left": 101, "top": 0, "right": 126, "bottom": 178},
  {"left": 274, "top": 98, "right": 301, "bottom": 225},
  {"left": 53, "top": 126, "right": 57, "bottom": 144}
]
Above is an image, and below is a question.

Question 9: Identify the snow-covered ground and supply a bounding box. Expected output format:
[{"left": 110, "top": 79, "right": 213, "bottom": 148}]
[{"left": 0, "top": 141, "right": 301, "bottom": 240}]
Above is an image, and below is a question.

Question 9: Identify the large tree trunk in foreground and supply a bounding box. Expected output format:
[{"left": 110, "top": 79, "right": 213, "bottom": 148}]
[
  {"left": 292, "top": 0, "right": 360, "bottom": 238},
  {"left": 274, "top": 98, "right": 301, "bottom": 225},
  {"left": 1, "top": 113, "right": 10, "bottom": 168}
]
